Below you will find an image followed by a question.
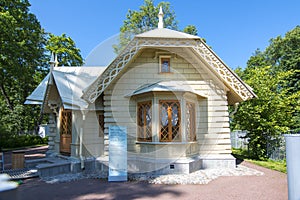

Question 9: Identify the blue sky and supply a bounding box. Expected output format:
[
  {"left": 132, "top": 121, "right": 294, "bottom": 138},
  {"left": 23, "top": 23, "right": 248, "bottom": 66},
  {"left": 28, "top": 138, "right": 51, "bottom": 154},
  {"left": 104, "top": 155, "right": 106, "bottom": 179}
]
[{"left": 29, "top": 0, "right": 300, "bottom": 69}]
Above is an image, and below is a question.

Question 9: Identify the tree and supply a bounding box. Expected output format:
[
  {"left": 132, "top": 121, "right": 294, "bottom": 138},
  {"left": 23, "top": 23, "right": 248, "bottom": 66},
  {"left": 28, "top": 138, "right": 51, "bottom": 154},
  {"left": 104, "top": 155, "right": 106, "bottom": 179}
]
[
  {"left": 232, "top": 65, "right": 299, "bottom": 159},
  {"left": 183, "top": 25, "right": 198, "bottom": 36},
  {"left": 46, "top": 33, "right": 84, "bottom": 66},
  {"left": 265, "top": 26, "right": 300, "bottom": 93},
  {"left": 113, "top": 0, "right": 178, "bottom": 54},
  {"left": 0, "top": 0, "right": 46, "bottom": 134},
  {"left": 257, "top": 26, "right": 300, "bottom": 131},
  {"left": 121, "top": 0, "right": 178, "bottom": 33},
  {"left": 0, "top": 1, "right": 85, "bottom": 140},
  {"left": 231, "top": 27, "right": 300, "bottom": 158}
]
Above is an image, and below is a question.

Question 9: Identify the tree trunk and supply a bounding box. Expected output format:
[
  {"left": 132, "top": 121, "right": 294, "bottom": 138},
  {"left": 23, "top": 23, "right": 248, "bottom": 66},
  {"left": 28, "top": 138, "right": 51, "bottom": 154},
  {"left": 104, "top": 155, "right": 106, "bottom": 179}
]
[{"left": 0, "top": 84, "right": 14, "bottom": 111}]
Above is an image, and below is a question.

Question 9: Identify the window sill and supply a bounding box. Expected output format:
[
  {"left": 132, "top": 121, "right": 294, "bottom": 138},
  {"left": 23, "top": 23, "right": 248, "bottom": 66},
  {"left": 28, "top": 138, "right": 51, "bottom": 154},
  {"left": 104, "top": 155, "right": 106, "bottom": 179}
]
[{"left": 136, "top": 141, "right": 198, "bottom": 145}]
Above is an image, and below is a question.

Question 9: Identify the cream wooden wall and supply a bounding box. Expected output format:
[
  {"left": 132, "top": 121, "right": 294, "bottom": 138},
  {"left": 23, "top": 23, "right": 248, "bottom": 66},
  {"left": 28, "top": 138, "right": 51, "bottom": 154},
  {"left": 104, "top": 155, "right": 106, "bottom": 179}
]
[
  {"left": 72, "top": 111, "right": 104, "bottom": 158},
  {"left": 103, "top": 47, "right": 232, "bottom": 159}
]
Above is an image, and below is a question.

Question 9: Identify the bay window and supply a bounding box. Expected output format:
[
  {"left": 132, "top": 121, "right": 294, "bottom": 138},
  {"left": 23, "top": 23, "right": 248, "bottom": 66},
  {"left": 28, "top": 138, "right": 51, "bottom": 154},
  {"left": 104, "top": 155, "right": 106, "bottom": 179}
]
[{"left": 136, "top": 96, "right": 197, "bottom": 143}]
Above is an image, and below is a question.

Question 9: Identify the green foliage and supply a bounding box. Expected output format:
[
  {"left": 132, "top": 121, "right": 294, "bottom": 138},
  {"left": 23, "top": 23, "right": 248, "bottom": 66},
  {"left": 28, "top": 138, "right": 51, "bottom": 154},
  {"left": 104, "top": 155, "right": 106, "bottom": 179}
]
[
  {"left": 0, "top": 0, "right": 46, "bottom": 134},
  {"left": 0, "top": 1, "right": 84, "bottom": 140},
  {"left": 232, "top": 26, "right": 300, "bottom": 159},
  {"left": 113, "top": 0, "right": 178, "bottom": 54},
  {"left": 0, "top": 133, "right": 48, "bottom": 149},
  {"left": 46, "top": 33, "right": 84, "bottom": 66},
  {"left": 233, "top": 66, "right": 294, "bottom": 158},
  {"left": 183, "top": 25, "right": 198, "bottom": 35},
  {"left": 121, "top": 0, "right": 178, "bottom": 33},
  {"left": 265, "top": 26, "right": 300, "bottom": 94},
  {"left": 113, "top": 1, "right": 203, "bottom": 54}
]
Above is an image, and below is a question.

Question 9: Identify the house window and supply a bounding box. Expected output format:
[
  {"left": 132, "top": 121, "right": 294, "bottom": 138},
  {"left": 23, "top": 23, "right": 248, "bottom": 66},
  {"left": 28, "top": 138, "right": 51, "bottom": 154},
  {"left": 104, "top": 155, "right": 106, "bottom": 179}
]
[
  {"left": 186, "top": 102, "right": 196, "bottom": 142},
  {"left": 160, "top": 56, "right": 171, "bottom": 73},
  {"left": 159, "top": 100, "right": 181, "bottom": 142},
  {"left": 137, "top": 101, "right": 152, "bottom": 142}
]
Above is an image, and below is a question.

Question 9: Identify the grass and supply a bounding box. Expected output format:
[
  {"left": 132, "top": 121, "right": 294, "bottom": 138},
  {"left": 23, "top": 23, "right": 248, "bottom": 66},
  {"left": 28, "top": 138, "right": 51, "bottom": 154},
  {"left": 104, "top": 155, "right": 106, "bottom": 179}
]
[{"left": 232, "top": 148, "right": 287, "bottom": 173}]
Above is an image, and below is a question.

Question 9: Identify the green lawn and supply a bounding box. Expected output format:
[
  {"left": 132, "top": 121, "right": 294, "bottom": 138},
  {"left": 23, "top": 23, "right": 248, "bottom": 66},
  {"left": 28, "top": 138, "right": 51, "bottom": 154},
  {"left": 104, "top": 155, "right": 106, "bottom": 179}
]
[{"left": 232, "top": 148, "right": 287, "bottom": 173}]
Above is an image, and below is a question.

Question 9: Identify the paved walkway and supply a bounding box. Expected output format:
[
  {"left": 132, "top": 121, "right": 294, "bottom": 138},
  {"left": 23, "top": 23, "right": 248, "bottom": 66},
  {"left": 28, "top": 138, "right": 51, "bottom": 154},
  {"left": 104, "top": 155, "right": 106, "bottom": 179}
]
[
  {"left": 17, "top": 162, "right": 287, "bottom": 200},
  {"left": 2, "top": 146, "right": 288, "bottom": 200}
]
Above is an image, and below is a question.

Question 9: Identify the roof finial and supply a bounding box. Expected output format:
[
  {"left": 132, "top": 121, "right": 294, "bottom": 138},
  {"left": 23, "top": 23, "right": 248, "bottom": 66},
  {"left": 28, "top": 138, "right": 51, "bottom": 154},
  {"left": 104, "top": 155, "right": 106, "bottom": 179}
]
[
  {"left": 49, "top": 52, "right": 59, "bottom": 68},
  {"left": 158, "top": 6, "right": 164, "bottom": 29},
  {"left": 54, "top": 53, "right": 58, "bottom": 67}
]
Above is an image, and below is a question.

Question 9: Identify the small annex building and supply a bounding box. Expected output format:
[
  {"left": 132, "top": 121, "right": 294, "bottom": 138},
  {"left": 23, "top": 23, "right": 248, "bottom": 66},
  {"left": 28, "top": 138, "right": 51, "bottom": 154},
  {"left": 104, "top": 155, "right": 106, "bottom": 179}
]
[{"left": 26, "top": 11, "right": 255, "bottom": 176}]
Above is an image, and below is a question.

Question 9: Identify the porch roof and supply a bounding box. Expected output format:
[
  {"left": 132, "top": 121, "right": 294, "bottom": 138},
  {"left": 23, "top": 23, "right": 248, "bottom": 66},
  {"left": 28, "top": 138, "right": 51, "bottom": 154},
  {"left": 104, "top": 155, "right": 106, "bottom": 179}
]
[
  {"left": 25, "top": 67, "right": 106, "bottom": 109},
  {"left": 126, "top": 81, "right": 208, "bottom": 98}
]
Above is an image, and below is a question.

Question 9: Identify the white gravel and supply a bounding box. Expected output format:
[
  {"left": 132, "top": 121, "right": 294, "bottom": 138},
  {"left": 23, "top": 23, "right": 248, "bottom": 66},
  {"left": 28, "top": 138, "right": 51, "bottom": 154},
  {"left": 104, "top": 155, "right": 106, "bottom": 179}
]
[
  {"left": 140, "top": 165, "right": 264, "bottom": 184},
  {"left": 41, "top": 165, "right": 263, "bottom": 185},
  {"left": 41, "top": 171, "right": 106, "bottom": 184}
]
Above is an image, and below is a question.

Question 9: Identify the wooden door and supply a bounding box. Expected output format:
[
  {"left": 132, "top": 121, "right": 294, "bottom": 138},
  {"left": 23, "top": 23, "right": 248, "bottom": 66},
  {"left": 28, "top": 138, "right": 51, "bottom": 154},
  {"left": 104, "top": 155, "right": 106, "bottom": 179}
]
[{"left": 60, "top": 109, "right": 72, "bottom": 155}]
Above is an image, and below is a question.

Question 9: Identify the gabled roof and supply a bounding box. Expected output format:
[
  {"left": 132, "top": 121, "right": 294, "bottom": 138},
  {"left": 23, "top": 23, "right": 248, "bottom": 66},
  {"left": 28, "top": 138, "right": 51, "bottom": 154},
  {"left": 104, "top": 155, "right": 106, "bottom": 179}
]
[
  {"left": 25, "top": 73, "right": 50, "bottom": 105},
  {"left": 82, "top": 28, "right": 256, "bottom": 104},
  {"left": 26, "top": 67, "right": 106, "bottom": 109}
]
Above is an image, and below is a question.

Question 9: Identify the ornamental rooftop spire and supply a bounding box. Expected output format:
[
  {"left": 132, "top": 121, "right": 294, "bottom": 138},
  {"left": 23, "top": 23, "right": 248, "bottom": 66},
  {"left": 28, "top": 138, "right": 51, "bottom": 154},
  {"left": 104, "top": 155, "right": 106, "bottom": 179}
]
[
  {"left": 158, "top": 6, "right": 164, "bottom": 29},
  {"left": 49, "top": 52, "right": 59, "bottom": 68}
]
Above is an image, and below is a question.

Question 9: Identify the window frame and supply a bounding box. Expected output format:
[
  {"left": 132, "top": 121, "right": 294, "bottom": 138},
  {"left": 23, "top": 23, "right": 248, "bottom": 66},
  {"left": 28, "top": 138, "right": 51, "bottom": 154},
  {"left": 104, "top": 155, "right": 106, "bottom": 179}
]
[
  {"left": 159, "top": 56, "right": 171, "bottom": 73},
  {"left": 159, "top": 100, "right": 181, "bottom": 142},
  {"left": 137, "top": 101, "right": 153, "bottom": 142},
  {"left": 186, "top": 101, "right": 196, "bottom": 142}
]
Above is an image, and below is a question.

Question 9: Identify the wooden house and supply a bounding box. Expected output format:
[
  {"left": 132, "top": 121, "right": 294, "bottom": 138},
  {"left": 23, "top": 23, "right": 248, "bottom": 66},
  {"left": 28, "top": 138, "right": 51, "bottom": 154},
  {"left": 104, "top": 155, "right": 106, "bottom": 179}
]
[{"left": 26, "top": 11, "right": 255, "bottom": 175}]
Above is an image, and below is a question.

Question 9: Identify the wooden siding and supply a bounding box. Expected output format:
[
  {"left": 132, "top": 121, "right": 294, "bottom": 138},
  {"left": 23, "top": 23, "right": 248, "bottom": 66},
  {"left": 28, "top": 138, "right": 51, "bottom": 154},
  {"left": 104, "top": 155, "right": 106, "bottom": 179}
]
[
  {"left": 72, "top": 111, "right": 104, "bottom": 157},
  {"left": 103, "top": 48, "right": 231, "bottom": 158}
]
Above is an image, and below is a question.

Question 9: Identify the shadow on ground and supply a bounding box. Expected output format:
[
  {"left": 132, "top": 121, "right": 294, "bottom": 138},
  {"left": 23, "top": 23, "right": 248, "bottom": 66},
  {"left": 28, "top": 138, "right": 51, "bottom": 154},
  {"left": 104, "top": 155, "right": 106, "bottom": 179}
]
[{"left": 18, "top": 178, "right": 182, "bottom": 200}]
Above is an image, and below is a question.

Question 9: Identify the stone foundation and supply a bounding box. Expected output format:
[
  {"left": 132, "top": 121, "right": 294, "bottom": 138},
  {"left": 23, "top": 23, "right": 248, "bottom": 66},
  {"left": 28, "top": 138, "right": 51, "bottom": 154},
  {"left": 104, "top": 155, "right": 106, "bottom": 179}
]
[
  {"left": 128, "top": 157, "right": 202, "bottom": 175},
  {"left": 29, "top": 154, "right": 236, "bottom": 178},
  {"left": 200, "top": 154, "right": 236, "bottom": 169}
]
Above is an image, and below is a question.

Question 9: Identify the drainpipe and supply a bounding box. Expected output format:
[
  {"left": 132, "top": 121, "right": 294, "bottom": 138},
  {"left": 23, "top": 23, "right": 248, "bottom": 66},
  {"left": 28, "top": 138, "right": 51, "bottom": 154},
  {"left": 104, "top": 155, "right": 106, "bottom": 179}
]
[
  {"left": 80, "top": 111, "right": 86, "bottom": 170},
  {"left": 229, "top": 103, "right": 239, "bottom": 118}
]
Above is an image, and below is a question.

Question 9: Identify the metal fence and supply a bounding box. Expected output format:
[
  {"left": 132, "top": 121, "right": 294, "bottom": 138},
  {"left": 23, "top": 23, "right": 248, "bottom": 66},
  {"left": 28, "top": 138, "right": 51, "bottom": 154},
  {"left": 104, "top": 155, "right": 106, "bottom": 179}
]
[
  {"left": 267, "top": 135, "right": 286, "bottom": 161},
  {"left": 230, "top": 130, "right": 249, "bottom": 149},
  {"left": 230, "top": 130, "right": 286, "bottom": 161}
]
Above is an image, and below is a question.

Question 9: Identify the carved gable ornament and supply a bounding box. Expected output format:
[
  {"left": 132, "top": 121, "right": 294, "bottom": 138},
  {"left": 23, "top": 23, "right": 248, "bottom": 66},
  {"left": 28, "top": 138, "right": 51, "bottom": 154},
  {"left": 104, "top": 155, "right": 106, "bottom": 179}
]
[{"left": 82, "top": 28, "right": 256, "bottom": 104}]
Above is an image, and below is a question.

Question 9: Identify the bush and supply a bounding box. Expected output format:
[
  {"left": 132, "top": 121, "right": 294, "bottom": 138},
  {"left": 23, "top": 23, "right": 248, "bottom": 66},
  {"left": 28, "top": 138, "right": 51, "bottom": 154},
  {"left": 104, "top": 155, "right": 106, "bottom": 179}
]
[{"left": 0, "top": 134, "right": 48, "bottom": 149}]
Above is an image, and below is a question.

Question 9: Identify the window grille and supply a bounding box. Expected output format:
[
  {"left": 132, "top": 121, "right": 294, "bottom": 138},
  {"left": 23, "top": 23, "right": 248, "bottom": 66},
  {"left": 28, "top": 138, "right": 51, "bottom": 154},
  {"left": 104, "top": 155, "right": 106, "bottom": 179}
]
[
  {"left": 159, "top": 100, "right": 181, "bottom": 142},
  {"left": 186, "top": 102, "right": 196, "bottom": 142},
  {"left": 137, "top": 101, "right": 152, "bottom": 142}
]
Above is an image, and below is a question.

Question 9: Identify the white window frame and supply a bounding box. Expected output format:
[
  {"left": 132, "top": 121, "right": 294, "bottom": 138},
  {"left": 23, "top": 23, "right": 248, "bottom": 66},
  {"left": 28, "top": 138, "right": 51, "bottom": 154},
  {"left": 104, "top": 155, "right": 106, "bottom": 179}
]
[{"left": 159, "top": 55, "right": 172, "bottom": 73}]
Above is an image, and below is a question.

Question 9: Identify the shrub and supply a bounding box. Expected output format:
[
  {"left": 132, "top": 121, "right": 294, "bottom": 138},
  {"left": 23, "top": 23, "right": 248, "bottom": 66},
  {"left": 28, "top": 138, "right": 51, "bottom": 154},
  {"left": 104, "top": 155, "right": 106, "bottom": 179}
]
[{"left": 0, "top": 134, "right": 48, "bottom": 149}]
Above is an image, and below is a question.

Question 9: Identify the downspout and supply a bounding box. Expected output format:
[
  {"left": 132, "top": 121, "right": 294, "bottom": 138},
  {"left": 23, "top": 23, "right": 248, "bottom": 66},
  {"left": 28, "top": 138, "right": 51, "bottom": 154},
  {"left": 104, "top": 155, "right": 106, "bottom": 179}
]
[
  {"left": 80, "top": 111, "right": 86, "bottom": 170},
  {"left": 229, "top": 102, "right": 239, "bottom": 118}
]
